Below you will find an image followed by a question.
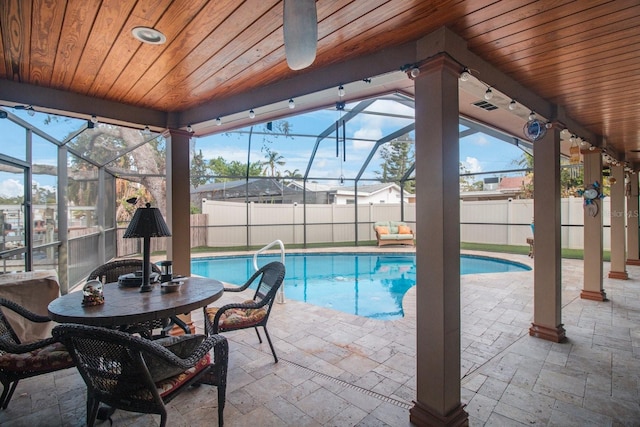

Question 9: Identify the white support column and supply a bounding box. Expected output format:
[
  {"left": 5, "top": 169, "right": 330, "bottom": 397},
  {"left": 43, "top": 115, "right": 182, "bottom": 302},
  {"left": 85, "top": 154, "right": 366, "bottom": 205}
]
[
  {"left": 166, "top": 129, "right": 194, "bottom": 334},
  {"left": 529, "top": 126, "right": 565, "bottom": 342},
  {"left": 581, "top": 149, "right": 606, "bottom": 301},
  {"left": 409, "top": 53, "right": 468, "bottom": 427},
  {"left": 166, "top": 129, "right": 192, "bottom": 277},
  {"left": 626, "top": 173, "right": 640, "bottom": 265},
  {"left": 608, "top": 164, "right": 628, "bottom": 279}
]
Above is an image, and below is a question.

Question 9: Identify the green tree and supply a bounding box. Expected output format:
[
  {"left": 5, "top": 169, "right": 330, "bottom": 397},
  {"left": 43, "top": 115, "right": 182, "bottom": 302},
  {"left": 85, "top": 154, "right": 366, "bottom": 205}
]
[
  {"left": 459, "top": 163, "right": 484, "bottom": 191},
  {"left": 375, "top": 135, "right": 415, "bottom": 192},
  {"left": 190, "top": 149, "right": 209, "bottom": 188},
  {"left": 263, "top": 150, "right": 285, "bottom": 177},
  {"left": 512, "top": 153, "right": 585, "bottom": 197},
  {"left": 65, "top": 124, "right": 167, "bottom": 219},
  {"left": 208, "top": 157, "right": 264, "bottom": 181}
]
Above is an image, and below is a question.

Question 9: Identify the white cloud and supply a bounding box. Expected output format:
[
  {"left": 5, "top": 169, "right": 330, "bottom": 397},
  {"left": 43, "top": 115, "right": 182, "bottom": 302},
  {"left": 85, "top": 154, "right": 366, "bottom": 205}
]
[
  {"left": 462, "top": 157, "right": 482, "bottom": 173},
  {"left": 353, "top": 128, "right": 381, "bottom": 149},
  {"left": 473, "top": 135, "right": 489, "bottom": 146},
  {"left": 0, "top": 179, "right": 24, "bottom": 198},
  {"left": 351, "top": 100, "right": 413, "bottom": 151}
]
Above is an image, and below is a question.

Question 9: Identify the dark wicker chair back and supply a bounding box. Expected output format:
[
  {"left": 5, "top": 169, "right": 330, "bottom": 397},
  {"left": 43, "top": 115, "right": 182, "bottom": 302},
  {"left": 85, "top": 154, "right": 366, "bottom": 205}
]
[
  {"left": 87, "top": 260, "right": 165, "bottom": 337},
  {"left": 0, "top": 298, "right": 74, "bottom": 409},
  {"left": 53, "top": 323, "right": 228, "bottom": 427},
  {"left": 87, "top": 258, "right": 161, "bottom": 284},
  {"left": 204, "top": 261, "right": 285, "bottom": 362}
]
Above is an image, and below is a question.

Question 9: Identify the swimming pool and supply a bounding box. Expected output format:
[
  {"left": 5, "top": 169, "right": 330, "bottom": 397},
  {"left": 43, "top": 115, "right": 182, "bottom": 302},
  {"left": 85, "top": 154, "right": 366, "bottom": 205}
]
[{"left": 191, "top": 253, "right": 530, "bottom": 320}]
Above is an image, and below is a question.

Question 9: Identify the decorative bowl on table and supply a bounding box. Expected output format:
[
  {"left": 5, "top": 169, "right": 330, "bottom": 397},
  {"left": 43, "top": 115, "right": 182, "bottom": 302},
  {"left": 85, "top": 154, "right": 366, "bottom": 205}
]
[{"left": 161, "top": 280, "right": 183, "bottom": 293}]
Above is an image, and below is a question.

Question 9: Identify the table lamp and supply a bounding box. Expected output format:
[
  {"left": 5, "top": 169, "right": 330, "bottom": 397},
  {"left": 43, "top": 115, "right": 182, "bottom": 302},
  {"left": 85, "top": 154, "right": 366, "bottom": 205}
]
[{"left": 123, "top": 203, "right": 172, "bottom": 292}]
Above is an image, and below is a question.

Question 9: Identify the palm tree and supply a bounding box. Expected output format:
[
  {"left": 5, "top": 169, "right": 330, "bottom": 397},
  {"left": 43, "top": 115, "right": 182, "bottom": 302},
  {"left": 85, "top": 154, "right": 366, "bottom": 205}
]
[
  {"left": 264, "top": 150, "right": 285, "bottom": 177},
  {"left": 283, "top": 168, "right": 302, "bottom": 185}
]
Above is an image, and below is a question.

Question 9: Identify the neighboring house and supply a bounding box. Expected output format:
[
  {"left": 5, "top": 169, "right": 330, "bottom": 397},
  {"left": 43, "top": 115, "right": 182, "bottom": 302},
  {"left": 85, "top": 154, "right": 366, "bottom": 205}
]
[
  {"left": 328, "top": 182, "right": 415, "bottom": 205},
  {"left": 460, "top": 175, "right": 530, "bottom": 201},
  {"left": 191, "top": 178, "right": 304, "bottom": 206},
  {"left": 193, "top": 180, "right": 415, "bottom": 206}
]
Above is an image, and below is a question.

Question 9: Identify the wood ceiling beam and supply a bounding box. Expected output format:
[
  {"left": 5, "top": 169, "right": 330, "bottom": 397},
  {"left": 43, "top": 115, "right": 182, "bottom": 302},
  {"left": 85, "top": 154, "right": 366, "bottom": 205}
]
[
  {"left": 0, "top": 79, "right": 167, "bottom": 131},
  {"left": 416, "top": 26, "right": 599, "bottom": 148},
  {"left": 175, "top": 41, "right": 417, "bottom": 129}
]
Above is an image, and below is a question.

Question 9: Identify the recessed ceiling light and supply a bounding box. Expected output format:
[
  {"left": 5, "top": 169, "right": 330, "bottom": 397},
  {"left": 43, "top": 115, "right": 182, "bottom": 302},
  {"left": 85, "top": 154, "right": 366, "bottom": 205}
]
[{"left": 131, "top": 27, "right": 166, "bottom": 45}]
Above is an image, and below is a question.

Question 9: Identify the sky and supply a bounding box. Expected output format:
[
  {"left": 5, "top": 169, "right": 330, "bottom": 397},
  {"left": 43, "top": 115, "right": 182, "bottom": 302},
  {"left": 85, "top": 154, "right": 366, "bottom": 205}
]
[
  {"left": 0, "top": 100, "right": 528, "bottom": 198},
  {"left": 194, "top": 99, "right": 527, "bottom": 186}
]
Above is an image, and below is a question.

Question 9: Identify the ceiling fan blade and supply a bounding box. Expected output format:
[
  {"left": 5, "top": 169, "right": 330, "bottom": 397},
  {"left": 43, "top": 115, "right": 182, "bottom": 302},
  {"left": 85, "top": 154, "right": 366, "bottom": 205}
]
[{"left": 283, "top": 0, "right": 318, "bottom": 70}]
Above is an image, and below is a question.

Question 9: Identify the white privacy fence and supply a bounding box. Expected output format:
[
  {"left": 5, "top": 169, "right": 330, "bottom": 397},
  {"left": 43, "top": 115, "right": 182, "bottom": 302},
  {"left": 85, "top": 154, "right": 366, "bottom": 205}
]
[
  {"left": 200, "top": 198, "right": 614, "bottom": 250},
  {"left": 460, "top": 198, "right": 612, "bottom": 250}
]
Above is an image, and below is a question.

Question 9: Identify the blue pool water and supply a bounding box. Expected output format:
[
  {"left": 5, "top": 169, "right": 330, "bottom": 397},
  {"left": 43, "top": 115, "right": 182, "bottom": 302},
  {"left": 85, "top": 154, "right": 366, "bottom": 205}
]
[{"left": 191, "top": 253, "right": 530, "bottom": 320}]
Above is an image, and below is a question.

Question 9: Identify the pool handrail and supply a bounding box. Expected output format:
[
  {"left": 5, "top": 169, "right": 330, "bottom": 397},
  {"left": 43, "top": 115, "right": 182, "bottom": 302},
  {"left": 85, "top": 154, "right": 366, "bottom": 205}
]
[{"left": 253, "top": 239, "right": 285, "bottom": 303}]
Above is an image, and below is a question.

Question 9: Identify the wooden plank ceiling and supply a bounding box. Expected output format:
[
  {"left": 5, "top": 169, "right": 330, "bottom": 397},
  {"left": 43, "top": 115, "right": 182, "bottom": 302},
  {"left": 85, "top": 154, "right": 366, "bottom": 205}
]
[{"left": 1, "top": 1, "right": 639, "bottom": 165}]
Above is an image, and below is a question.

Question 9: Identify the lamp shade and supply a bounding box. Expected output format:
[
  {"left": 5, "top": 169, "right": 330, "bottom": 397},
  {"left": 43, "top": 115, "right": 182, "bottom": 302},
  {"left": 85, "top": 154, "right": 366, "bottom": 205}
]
[{"left": 123, "top": 203, "right": 171, "bottom": 239}]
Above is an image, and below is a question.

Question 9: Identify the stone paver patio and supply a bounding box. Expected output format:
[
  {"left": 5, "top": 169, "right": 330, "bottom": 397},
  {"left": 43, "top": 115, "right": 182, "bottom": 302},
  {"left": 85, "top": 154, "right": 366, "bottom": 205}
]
[{"left": 1, "top": 249, "right": 638, "bottom": 426}]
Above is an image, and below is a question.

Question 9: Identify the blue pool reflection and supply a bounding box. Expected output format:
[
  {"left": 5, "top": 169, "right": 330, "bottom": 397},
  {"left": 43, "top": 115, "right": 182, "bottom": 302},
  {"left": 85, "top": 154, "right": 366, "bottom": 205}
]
[{"left": 191, "top": 253, "right": 530, "bottom": 320}]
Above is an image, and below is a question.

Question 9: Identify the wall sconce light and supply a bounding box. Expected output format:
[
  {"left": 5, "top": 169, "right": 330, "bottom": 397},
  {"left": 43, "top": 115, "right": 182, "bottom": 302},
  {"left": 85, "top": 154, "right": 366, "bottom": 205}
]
[
  {"left": 460, "top": 68, "right": 471, "bottom": 81},
  {"left": 91, "top": 115, "right": 98, "bottom": 124},
  {"left": 215, "top": 117, "right": 222, "bottom": 126},
  {"left": 186, "top": 124, "right": 193, "bottom": 133},
  {"left": 508, "top": 99, "right": 517, "bottom": 111},
  {"left": 528, "top": 111, "right": 536, "bottom": 121},
  {"left": 249, "top": 109, "right": 255, "bottom": 119},
  {"left": 409, "top": 67, "right": 420, "bottom": 78},
  {"left": 484, "top": 87, "right": 493, "bottom": 100},
  {"left": 288, "top": 98, "right": 295, "bottom": 109},
  {"left": 142, "top": 125, "right": 151, "bottom": 136},
  {"left": 338, "top": 85, "right": 345, "bottom": 97}
]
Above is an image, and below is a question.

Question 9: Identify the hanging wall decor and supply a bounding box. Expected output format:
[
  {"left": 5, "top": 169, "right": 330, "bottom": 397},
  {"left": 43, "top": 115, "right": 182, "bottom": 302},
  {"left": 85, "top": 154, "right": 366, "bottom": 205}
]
[
  {"left": 523, "top": 118, "right": 547, "bottom": 142},
  {"left": 577, "top": 181, "right": 605, "bottom": 217},
  {"left": 569, "top": 140, "right": 581, "bottom": 164}
]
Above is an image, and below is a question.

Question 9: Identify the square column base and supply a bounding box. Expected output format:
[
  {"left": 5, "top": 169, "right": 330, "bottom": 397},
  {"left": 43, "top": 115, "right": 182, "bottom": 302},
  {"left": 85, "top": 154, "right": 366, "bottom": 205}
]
[
  {"left": 529, "top": 323, "right": 566, "bottom": 343},
  {"left": 410, "top": 401, "right": 468, "bottom": 427},
  {"left": 608, "top": 270, "right": 629, "bottom": 280},
  {"left": 626, "top": 259, "right": 640, "bottom": 266},
  {"left": 580, "top": 289, "right": 607, "bottom": 301}
]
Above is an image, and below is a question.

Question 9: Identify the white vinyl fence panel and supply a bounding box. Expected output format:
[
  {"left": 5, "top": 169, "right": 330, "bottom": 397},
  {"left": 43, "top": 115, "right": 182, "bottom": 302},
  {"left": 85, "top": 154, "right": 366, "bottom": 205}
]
[{"left": 201, "top": 198, "right": 613, "bottom": 250}]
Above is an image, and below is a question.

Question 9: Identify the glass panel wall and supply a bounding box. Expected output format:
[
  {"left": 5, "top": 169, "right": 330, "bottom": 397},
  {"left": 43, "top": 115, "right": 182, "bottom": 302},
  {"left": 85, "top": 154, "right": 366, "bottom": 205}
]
[
  {"left": 32, "top": 133, "right": 59, "bottom": 270},
  {"left": 0, "top": 161, "right": 27, "bottom": 273}
]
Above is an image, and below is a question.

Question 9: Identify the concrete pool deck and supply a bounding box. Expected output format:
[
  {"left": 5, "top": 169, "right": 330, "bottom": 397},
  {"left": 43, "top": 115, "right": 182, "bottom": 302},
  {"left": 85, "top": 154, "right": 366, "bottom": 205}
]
[{"left": 2, "top": 248, "right": 639, "bottom": 426}]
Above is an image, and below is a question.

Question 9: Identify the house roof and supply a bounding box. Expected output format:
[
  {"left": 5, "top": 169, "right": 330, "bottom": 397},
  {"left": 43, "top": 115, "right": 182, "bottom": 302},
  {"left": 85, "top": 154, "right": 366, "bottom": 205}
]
[
  {"left": 499, "top": 176, "right": 531, "bottom": 191},
  {"left": 333, "top": 182, "right": 410, "bottom": 196}
]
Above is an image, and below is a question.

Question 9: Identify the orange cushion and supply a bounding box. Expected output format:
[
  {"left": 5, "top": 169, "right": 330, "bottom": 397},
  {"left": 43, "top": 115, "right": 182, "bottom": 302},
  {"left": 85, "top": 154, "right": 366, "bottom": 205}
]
[
  {"left": 157, "top": 353, "right": 211, "bottom": 398},
  {"left": 132, "top": 353, "right": 211, "bottom": 401},
  {"left": 0, "top": 342, "right": 74, "bottom": 372},
  {"left": 206, "top": 300, "right": 267, "bottom": 331},
  {"left": 375, "top": 226, "right": 389, "bottom": 235},
  {"left": 398, "top": 225, "right": 412, "bottom": 234}
]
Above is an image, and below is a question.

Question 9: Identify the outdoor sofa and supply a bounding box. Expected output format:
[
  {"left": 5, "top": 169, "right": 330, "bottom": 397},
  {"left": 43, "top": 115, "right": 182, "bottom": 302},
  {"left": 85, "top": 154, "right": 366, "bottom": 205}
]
[{"left": 373, "top": 221, "right": 415, "bottom": 247}]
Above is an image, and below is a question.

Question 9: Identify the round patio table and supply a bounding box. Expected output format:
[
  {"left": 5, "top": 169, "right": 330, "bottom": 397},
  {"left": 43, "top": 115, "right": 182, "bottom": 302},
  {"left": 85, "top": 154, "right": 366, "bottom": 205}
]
[{"left": 48, "top": 276, "right": 224, "bottom": 329}]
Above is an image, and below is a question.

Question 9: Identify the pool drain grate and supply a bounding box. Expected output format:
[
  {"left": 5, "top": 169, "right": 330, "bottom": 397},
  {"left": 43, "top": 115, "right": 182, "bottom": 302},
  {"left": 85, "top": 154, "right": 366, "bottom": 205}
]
[{"left": 280, "top": 358, "right": 413, "bottom": 410}]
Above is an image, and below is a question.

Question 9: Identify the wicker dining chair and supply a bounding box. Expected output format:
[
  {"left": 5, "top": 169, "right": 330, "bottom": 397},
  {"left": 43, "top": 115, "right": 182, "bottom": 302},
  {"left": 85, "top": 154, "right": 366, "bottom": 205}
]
[
  {"left": 53, "top": 323, "right": 228, "bottom": 427},
  {"left": 87, "top": 259, "right": 168, "bottom": 337},
  {"left": 87, "top": 258, "right": 161, "bottom": 284},
  {"left": 0, "top": 298, "right": 74, "bottom": 409},
  {"left": 203, "top": 261, "right": 285, "bottom": 362}
]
